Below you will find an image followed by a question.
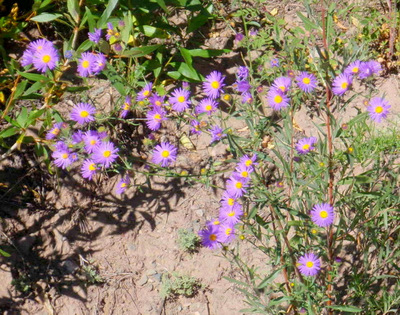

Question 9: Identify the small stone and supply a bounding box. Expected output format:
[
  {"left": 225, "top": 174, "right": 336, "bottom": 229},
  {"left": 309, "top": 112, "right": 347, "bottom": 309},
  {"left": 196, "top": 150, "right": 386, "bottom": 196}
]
[
  {"left": 127, "top": 244, "right": 136, "bottom": 251},
  {"left": 195, "top": 209, "right": 204, "bottom": 217},
  {"left": 177, "top": 305, "right": 183, "bottom": 312},
  {"left": 137, "top": 275, "right": 148, "bottom": 286},
  {"left": 62, "top": 260, "right": 78, "bottom": 274},
  {"left": 146, "top": 269, "right": 157, "bottom": 276},
  {"left": 152, "top": 273, "right": 162, "bottom": 283}
]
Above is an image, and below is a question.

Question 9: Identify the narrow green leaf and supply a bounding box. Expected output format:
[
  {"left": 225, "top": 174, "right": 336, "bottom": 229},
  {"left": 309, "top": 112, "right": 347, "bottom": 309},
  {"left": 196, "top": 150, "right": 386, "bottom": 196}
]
[
  {"left": 76, "top": 39, "right": 92, "bottom": 53},
  {"left": 179, "top": 47, "right": 193, "bottom": 68},
  {"left": 138, "top": 25, "right": 168, "bottom": 38},
  {"left": 14, "top": 81, "right": 28, "bottom": 100},
  {"left": 23, "top": 81, "right": 46, "bottom": 96},
  {"left": 326, "top": 305, "right": 363, "bottom": 312},
  {"left": 16, "top": 107, "right": 29, "bottom": 127},
  {"left": 296, "top": 12, "right": 319, "bottom": 31},
  {"left": 18, "top": 71, "right": 49, "bottom": 82},
  {"left": 119, "top": 45, "right": 161, "bottom": 58},
  {"left": 0, "top": 126, "right": 19, "bottom": 138},
  {"left": 257, "top": 268, "right": 282, "bottom": 289},
  {"left": 0, "top": 248, "right": 11, "bottom": 257},
  {"left": 187, "top": 14, "right": 209, "bottom": 33},
  {"left": 67, "top": 0, "right": 80, "bottom": 24},
  {"left": 31, "top": 13, "right": 63, "bottom": 23},
  {"left": 155, "top": 0, "right": 169, "bottom": 13},
  {"left": 97, "top": 0, "right": 119, "bottom": 28},
  {"left": 84, "top": 7, "right": 95, "bottom": 31},
  {"left": 188, "top": 48, "right": 230, "bottom": 57}
]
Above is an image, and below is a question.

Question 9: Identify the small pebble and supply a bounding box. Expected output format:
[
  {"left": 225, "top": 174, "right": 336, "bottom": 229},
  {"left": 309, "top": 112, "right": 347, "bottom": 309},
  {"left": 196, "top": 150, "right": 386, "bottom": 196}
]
[{"left": 137, "top": 275, "right": 148, "bottom": 286}]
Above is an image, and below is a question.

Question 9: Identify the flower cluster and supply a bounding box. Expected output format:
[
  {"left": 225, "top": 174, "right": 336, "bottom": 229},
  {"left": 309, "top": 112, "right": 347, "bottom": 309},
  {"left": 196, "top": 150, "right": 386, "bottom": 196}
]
[
  {"left": 198, "top": 154, "right": 257, "bottom": 249},
  {"left": 77, "top": 52, "right": 107, "bottom": 77},
  {"left": 21, "top": 39, "right": 59, "bottom": 73}
]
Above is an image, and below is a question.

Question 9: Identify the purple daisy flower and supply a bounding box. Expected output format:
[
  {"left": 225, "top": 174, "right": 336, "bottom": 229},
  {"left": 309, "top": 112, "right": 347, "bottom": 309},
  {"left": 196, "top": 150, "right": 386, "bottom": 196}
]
[
  {"left": 287, "top": 69, "right": 295, "bottom": 78},
  {"left": 367, "top": 97, "right": 390, "bottom": 123},
  {"left": 92, "top": 53, "right": 107, "bottom": 74},
  {"left": 149, "top": 93, "right": 166, "bottom": 107},
  {"left": 249, "top": 28, "right": 258, "bottom": 37},
  {"left": 226, "top": 174, "right": 249, "bottom": 198},
  {"left": 83, "top": 130, "right": 101, "bottom": 153},
  {"left": 116, "top": 176, "right": 130, "bottom": 194},
  {"left": 46, "top": 122, "right": 64, "bottom": 140},
  {"left": 241, "top": 92, "right": 253, "bottom": 104},
  {"left": 65, "top": 50, "right": 74, "bottom": 60},
  {"left": 233, "top": 80, "right": 251, "bottom": 93},
  {"left": 221, "top": 191, "right": 239, "bottom": 209},
  {"left": 146, "top": 106, "right": 167, "bottom": 131},
  {"left": 237, "top": 66, "right": 249, "bottom": 79},
  {"left": 267, "top": 88, "right": 290, "bottom": 110},
  {"left": 310, "top": 203, "right": 334, "bottom": 227},
  {"left": 198, "top": 224, "right": 222, "bottom": 249},
  {"left": 71, "top": 130, "right": 84, "bottom": 144},
  {"left": 195, "top": 97, "right": 218, "bottom": 115},
  {"left": 217, "top": 223, "right": 236, "bottom": 243},
  {"left": 32, "top": 45, "right": 59, "bottom": 73},
  {"left": 182, "top": 81, "right": 190, "bottom": 90},
  {"left": 235, "top": 33, "right": 244, "bottom": 42},
  {"left": 219, "top": 203, "right": 243, "bottom": 225},
  {"left": 169, "top": 88, "right": 191, "bottom": 112},
  {"left": 105, "top": 22, "right": 114, "bottom": 41},
  {"left": 28, "top": 39, "right": 53, "bottom": 52},
  {"left": 206, "top": 218, "right": 221, "bottom": 228},
  {"left": 344, "top": 60, "right": 361, "bottom": 76},
  {"left": 88, "top": 28, "right": 102, "bottom": 43},
  {"left": 209, "top": 125, "right": 226, "bottom": 143},
  {"left": 52, "top": 147, "right": 75, "bottom": 169},
  {"left": 272, "top": 76, "right": 292, "bottom": 93},
  {"left": 20, "top": 49, "right": 34, "bottom": 67},
  {"left": 120, "top": 96, "right": 132, "bottom": 118},
  {"left": 270, "top": 58, "right": 280, "bottom": 68},
  {"left": 92, "top": 141, "right": 119, "bottom": 168},
  {"left": 203, "top": 71, "right": 225, "bottom": 99},
  {"left": 296, "top": 71, "right": 318, "bottom": 93},
  {"left": 359, "top": 60, "right": 382, "bottom": 79},
  {"left": 190, "top": 120, "right": 201, "bottom": 135},
  {"left": 81, "top": 159, "right": 97, "bottom": 180},
  {"left": 77, "top": 52, "right": 96, "bottom": 77},
  {"left": 152, "top": 142, "right": 177, "bottom": 167},
  {"left": 332, "top": 73, "right": 352, "bottom": 96},
  {"left": 70, "top": 102, "right": 96, "bottom": 125},
  {"left": 136, "top": 82, "right": 153, "bottom": 101},
  {"left": 295, "top": 137, "right": 317, "bottom": 155},
  {"left": 238, "top": 154, "right": 258, "bottom": 169},
  {"left": 234, "top": 163, "right": 253, "bottom": 181},
  {"left": 298, "top": 252, "right": 321, "bottom": 276}
]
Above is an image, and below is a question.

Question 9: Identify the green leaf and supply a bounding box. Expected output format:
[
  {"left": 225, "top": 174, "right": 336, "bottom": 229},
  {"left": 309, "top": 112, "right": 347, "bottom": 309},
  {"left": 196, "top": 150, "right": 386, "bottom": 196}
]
[
  {"left": 326, "top": 305, "right": 363, "bottom": 312},
  {"left": 97, "top": 0, "right": 119, "bottom": 29},
  {"left": 84, "top": 7, "right": 95, "bottom": 31},
  {"left": 170, "top": 62, "right": 202, "bottom": 81},
  {"left": 0, "top": 248, "right": 11, "bottom": 257},
  {"left": 18, "top": 71, "right": 50, "bottom": 82},
  {"left": 67, "top": 0, "right": 80, "bottom": 24},
  {"left": 31, "top": 13, "right": 63, "bottom": 23},
  {"left": 257, "top": 268, "right": 282, "bottom": 289},
  {"left": 179, "top": 47, "right": 193, "bottom": 68},
  {"left": 76, "top": 39, "right": 92, "bottom": 53},
  {"left": 138, "top": 25, "right": 168, "bottom": 38},
  {"left": 296, "top": 12, "right": 319, "bottom": 31},
  {"left": 187, "top": 48, "right": 230, "bottom": 57},
  {"left": 23, "top": 81, "right": 46, "bottom": 96},
  {"left": 187, "top": 14, "right": 209, "bottom": 33},
  {"left": 16, "top": 107, "right": 28, "bottom": 127},
  {"left": 14, "top": 81, "right": 28, "bottom": 100},
  {"left": 155, "top": 0, "right": 169, "bottom": 13},
  {"left": 0, "top": 126, "right": 19, "bottom": 138},
  {"left": 119, "top": 45, "right": 161, "bottom": 58}
]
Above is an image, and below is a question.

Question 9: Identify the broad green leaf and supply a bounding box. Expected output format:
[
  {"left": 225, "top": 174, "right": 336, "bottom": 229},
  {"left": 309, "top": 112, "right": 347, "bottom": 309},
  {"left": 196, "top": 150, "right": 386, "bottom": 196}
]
[
  {"left": 119, "top": 45, "right": 161, "bottom": 58},
  {"left": 18, "top": 72, "right": 50, "bottom": 82},
  {"left": 23, "top": 81, "right": 46, "bottom": 96},
  {"left": 14, "top": 81, "right": 28, "bottom": 100},
  {"left": 326, "top": 305, "right": 363, "bottom": 312},
  {"left": 0, "top": 126, "right": 19, "bottom": 138},
  {"left": 171, "top": 62, "right": 202, "bottom": 81},
  {"left": 16, "top": 107, "right": 29, "bottom": 127},
  {"left": 179, "top": 47, "right": 193, "bottom": 68},
  {"left": 97, "top": 0, "right": 118, "bottom": 28},
  {"left": 188, "top": 48, "right": 230, "bottom": 57},
  {"left": 155, "top": 0, "right": 169, "bottom": 13},
  {"left": 67, "top": 0, "right": 80, "bottom": 24},
  {"left": 187, "top": 14, "right": 209, "bottom": 33},
  {"left": 84, "top": 7, "right": 95, "bottom": 31},
  {"left": 138, "top": 25, "right": 168, "bottom": 38},
  {"left": 31, "top": 13, "right": 62, "bottom": 23},
  {"left": 76, "top": 39, "right": 92, "bottom": 53}
]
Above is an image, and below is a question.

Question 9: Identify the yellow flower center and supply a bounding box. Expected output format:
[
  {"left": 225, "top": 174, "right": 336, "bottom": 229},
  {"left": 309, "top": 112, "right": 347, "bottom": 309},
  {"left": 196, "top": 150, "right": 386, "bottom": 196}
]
[
  {"left": 89, "top": 163, "right": 96, "bottom": 171},
  {"left": 302, "top": 77, "right": 311, "bottom": 84},
  {"left": 320, "top": 210, "right": 328, "bottom": 218},
  {"left": 311, "top": 228, "right": 317, "bottom": 234},
  {"left": 205, "top": 105, "right": 212, "bottom": 111},
  {"left": 155, "top": 101, "right": 162, "bottom": 106},
  {"left": 211, "top": 81, "right": 220, "bottom": 89},
  {"left": 302, "top": 144, "right": 310, "bottom": 150},
  {"left": 82, "top": 60, "right": 90, "bottom": 68},
  {"left": 37, "top": 45, "right": 43, "bottom": 50},
  {"left": 177, "top": 96, "right": 185, "bottom": 103},
  {"left": 61, "top": 153, "right": 68, "bottom": 159},
  {"left": 352, "top": 67, "right": 359, "bottom": 73},
  {"left": 114, "top": 32, "right": 120, "bottom": 37},
  {"left": 228, "top": 211, "right": 235, "bottom": 217},
  {"left": 235, "top": 182, "right": 242, "bottom": 189},
  {"left": 306, "top": 261, "right": 314, "bottom": 268},
  {"left": 103, "top": 150, "right": 111, "bottom": 158},
  {"left": 51, "top": 128, "right": 60, "bottom": 135},
  {"left": 245, "top": 160, "right": 252, "bottom": 167},
  {"left": 161, "top": 150, "right": 170, "bottom": 158},
  {"left": 228, "top": 198, "right": 235, "bottom": 206},
  {"left": 80, "top": 110, "right": 89, "bottom": 118},
  {"left": 123, "top": 103, "right": 130, "bottom": 110},
  {"left": 274, "top": 95, "right": 282, "bottom": 103},
  {"left": 223, "top": 94, "right": 231, "bottom": 101},
  {"left": 90, "top": 140, "right": 96, "bottom": 145},
  {"left": 143, "top": 90, "right": 150, "bottom": 97},
  {"left": 225, "top": 228, "right": 232, "bottom": 236},
  {"left": 241, "top": 171, "right": 248, "bottom": 177},
  {"left": 341, "top": 82, "right": 348, "bottom": 89},
  {"left": 209, "top": 234, "right": 217, "bottom": 241},
  {"left": 375, "top": 106, "right": 383, "bottom": 113},
  {"left": 42, "top": 55, "right": 51, "bottom": 63},
  {"left": 121, "top": 183, "right": 127, "bottom": 188},
  {"left": 213, "top": 220, "right": 220, "bottom": 225},
  {"left": 279, "top": 86, "right": 286, "bottom": 92},
  {"left": 154, "top": 114, "right": 161, "bottom": 120}
]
